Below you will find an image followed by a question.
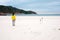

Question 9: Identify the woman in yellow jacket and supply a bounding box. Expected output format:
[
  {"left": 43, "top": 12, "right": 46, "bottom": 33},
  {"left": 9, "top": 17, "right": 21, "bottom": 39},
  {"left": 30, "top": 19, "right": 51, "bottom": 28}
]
[{"left": 11, "top": 13, "right": 16, "bottom": 26}]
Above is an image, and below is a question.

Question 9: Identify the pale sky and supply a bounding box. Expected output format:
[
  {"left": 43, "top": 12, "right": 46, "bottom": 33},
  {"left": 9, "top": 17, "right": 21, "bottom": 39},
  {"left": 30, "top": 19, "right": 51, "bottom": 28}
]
[{"left": 0, "top": 0, "right": 60, "bottom": 14}]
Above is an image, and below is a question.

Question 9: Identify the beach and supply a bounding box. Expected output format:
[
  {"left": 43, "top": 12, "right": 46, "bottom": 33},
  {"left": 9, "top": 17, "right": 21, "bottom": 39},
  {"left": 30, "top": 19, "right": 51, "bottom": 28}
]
[{"left": 0, "top": 16, "right": 60, "bottom": 40}]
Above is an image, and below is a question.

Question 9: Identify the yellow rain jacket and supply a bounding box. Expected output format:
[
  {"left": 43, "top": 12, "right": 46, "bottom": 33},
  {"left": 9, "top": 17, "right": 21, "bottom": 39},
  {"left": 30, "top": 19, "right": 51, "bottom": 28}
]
[{"left": 11, "top": 15, "right": 16, "bottom": 20}]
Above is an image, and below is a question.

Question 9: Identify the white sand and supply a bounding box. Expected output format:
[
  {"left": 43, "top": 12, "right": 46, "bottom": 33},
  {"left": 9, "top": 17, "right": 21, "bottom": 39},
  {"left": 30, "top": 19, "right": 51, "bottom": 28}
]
[{"left": 0, "top": 16, "right": 60, "bottom": 40}]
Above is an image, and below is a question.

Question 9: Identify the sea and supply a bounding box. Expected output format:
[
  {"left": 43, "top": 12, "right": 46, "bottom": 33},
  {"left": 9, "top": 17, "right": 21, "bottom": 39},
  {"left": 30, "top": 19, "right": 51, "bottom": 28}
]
[{"left": 6, "top": 14, "right": 60, "bottom": 16}]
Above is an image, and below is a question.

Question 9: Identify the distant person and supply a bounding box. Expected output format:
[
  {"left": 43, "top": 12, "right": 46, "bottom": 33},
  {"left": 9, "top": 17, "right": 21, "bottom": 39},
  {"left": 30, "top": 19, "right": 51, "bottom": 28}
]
[
  {"left": 11, "top": 13, "right": 16, "bottom": 26},
  {"left": 40, "top": 17, "right": 43, "bottom": 24}
]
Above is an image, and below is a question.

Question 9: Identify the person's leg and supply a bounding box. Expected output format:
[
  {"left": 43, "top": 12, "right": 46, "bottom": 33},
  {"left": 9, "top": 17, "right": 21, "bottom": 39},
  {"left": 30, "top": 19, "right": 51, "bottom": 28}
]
[{"left": 12, "top": 20, "right": 15, "bottom": 26}]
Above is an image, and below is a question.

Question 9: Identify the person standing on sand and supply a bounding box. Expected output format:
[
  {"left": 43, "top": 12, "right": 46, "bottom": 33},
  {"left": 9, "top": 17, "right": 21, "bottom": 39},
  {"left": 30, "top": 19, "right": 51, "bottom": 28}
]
[
  {"left": 11, "top": 13, "right": 16, "bottom": 26},
  {"left": 40, "top": 17, "right": 43, "bottom": 24}
]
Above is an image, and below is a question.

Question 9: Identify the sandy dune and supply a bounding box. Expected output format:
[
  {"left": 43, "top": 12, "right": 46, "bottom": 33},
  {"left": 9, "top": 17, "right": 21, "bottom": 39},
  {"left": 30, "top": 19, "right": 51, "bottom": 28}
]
[{"left": 0, "top": 16, "right": 60, "bottom": 40}]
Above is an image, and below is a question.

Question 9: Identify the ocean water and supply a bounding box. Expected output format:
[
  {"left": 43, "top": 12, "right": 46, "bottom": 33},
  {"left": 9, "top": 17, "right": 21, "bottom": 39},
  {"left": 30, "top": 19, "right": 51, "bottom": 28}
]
[{"left": 7, "top": 14, "right": 60, "bottom": 16}]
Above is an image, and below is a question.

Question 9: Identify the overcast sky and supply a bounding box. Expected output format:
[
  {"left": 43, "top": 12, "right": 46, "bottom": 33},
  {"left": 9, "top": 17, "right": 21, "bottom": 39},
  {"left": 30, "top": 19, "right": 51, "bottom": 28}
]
[{"left": 0, "top": 0, "right": 60, "bottom": 14}]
